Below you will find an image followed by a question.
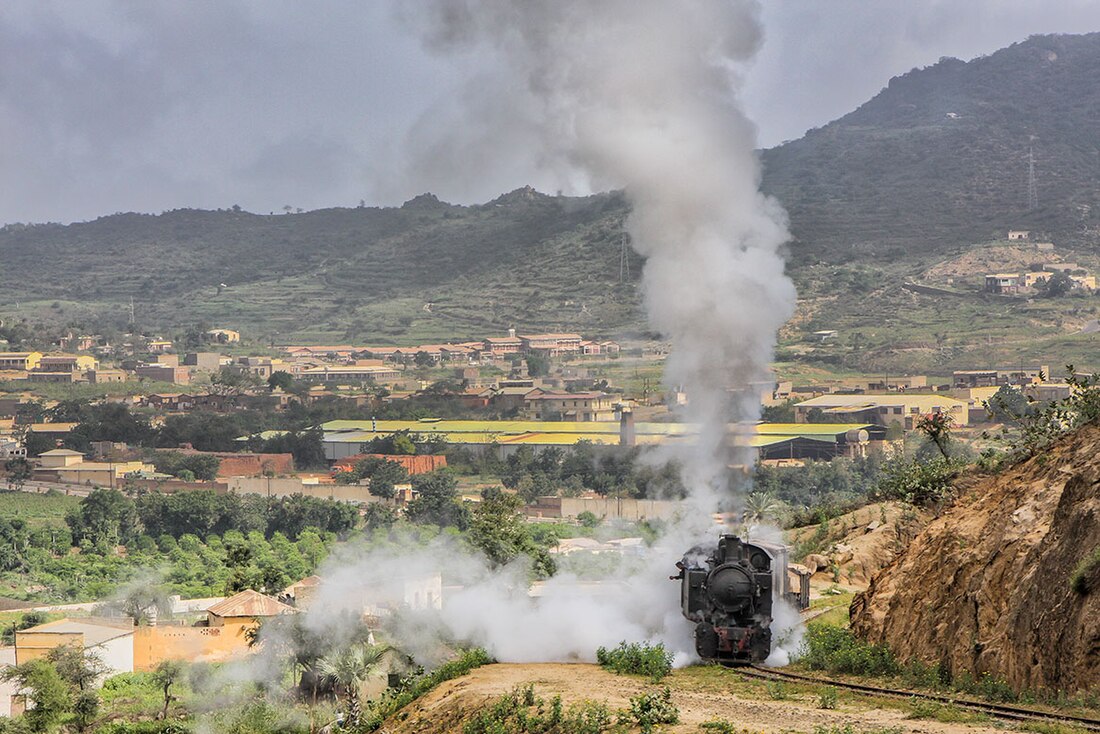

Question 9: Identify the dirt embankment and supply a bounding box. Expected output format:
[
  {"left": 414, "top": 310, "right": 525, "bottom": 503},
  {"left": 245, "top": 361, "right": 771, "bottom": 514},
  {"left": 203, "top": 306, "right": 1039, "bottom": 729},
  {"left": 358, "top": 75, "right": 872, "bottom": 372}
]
[
  {"left": 851, "top": 424, "right": 1100, "bottom": 694},
  {"left": 383, "top": 663, "right": 1008, "bottom": 734}
]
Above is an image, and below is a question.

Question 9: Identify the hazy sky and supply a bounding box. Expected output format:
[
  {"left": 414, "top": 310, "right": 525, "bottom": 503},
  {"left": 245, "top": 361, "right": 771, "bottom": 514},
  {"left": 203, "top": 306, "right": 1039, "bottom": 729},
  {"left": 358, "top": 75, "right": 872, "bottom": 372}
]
[{"left": 2, "top": 1, "right": 1099, "bottom": 225}]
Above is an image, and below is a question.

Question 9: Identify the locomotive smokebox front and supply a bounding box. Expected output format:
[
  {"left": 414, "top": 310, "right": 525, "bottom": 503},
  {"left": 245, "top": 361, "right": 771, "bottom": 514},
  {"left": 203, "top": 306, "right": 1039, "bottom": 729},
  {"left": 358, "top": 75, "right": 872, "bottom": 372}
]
[{"left": 673, "top": 533, "right": 808, "bottom": 665}]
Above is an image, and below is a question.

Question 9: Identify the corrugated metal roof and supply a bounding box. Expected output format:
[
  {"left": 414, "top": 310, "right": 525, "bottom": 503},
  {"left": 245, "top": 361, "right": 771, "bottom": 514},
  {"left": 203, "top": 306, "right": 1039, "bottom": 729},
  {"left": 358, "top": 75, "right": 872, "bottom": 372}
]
[{"left": 207, "top": 589, "right": 296, "bottom": 618}]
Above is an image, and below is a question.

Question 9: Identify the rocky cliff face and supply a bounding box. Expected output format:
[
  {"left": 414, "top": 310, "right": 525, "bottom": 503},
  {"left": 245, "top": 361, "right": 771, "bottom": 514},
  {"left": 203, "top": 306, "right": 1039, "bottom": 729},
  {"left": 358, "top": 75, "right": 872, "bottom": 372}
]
[{"left": 850, "top": 425, "right": 1100, "bottom": 694}]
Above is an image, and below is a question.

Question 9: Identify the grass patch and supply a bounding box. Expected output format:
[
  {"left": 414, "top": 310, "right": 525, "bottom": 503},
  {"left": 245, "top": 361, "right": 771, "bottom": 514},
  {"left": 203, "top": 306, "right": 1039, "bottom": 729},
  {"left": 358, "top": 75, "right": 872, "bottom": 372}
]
[
  {"left": 1019, "top": 722, "right": 1093, "bottom": 734},
  {"left": 596, "top": 641, "right": 673, "bottom": 683},
  {"left": 0, "top": 490, "right": 81, "bottom": 528},
  {"left": 906, "top": 697, "right": 988, "bottom": 723}
]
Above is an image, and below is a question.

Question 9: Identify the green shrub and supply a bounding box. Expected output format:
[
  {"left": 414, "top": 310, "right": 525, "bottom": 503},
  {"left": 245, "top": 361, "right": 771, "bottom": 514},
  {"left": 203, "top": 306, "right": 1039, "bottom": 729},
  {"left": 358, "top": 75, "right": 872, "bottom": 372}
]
[
  {"left": 765, "top": 681, "right": 788, "bottom": 700},
  {"left": 698, "top": 721, "right": 738, "bottom": 733},
  {"left": 95, "top": 723, "right": 192, "bottom": 734},
  {"left": 874, "top": 457, "right": 959, "bottom": 507},
  {"left": 595, "top": 641, "right": 673, "bottom": 682},
  {"left": 800, "top": 625, "right": 899, "bottom": 676},
  {"left": 365, "top": 648, "right": 492, "bottom": 730},
  {"left": 817, "top": 686, "right": 838, "bottom": 710},
  {"left": 624, "top": 688, "right": 679, "bottom": 734},
  {"left": 462, "top": 685, "right": 614, "bottom": 734},
  {"left": 1070, "top": 547, "right": 1100, "bottom": 594}
]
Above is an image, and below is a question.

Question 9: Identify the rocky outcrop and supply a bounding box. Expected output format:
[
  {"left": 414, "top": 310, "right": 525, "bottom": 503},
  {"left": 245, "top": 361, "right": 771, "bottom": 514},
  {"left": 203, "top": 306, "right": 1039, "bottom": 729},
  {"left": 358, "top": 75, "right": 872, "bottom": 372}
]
[{"left": 851, "top": 425, "right": 1100, "bottom": 693}]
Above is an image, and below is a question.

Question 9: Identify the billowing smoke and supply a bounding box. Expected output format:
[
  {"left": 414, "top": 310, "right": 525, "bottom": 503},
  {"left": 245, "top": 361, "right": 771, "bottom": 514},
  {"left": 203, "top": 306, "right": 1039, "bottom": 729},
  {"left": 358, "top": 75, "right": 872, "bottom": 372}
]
[
  {"left": 401, "top": 0, "right": 795, "bottom": 515},
  {"left": 256, "top": 0, "right": 800, "bottom": 674}
]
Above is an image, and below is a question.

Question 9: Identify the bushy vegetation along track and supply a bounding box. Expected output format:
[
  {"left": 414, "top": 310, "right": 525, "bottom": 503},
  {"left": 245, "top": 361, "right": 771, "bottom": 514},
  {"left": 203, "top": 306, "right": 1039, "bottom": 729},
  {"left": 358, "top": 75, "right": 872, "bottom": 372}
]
[{"left": 736, "top": 666, "right": 1100, "bottom": 731}]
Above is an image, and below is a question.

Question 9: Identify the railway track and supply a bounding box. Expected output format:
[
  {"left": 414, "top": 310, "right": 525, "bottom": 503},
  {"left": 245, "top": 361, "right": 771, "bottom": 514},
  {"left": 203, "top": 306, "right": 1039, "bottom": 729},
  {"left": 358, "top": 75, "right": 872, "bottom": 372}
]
[{"left": 736, "top": 665, "right": 1100, "bottom": 732}]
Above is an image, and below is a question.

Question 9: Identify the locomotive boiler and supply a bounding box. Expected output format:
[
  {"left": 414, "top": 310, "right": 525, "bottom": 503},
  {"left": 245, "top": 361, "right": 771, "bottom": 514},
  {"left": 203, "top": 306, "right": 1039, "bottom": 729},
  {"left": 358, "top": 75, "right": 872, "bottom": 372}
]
[{"left": 673, "top": 534, "right": 809, "bottom": 664}]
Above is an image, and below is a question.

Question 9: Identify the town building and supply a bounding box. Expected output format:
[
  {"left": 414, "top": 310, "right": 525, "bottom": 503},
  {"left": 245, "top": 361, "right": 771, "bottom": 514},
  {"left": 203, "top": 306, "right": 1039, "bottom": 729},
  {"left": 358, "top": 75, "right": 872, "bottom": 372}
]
[
  {"left": 792, "top": 394, "right": 970, "bottom": 428},
  {"left": 299, "top": 364, "right": 402, "bottom": 382},
  {"left": 985, "top": 273, "right": 1021, "bottom": 294},
  {"left": 523, "top": 391, "right": 617, "bottom": 421},
  {"left": 1007, "top": 230, "right": 1030, "bottom": 240},
  {"left": 205, "top": 328, "right": 240, "bottom": 344},
  {"left": 134, "top": 363, "right": 191, "bottom": 384},
  {"left": 953, "top": 365, "right": 1049, "bottom": 388},
  {"left": 15, "top": 618, "right": 135, "bottom": 680},
  {"left": 518, "top": 333, "right": 583, "bottom": 357},
  {"left": 0, "top": 352, "right": 41, "bottom": 371},
  {"left": 182, "top": 352, "right": 224, "bottom": 372}
]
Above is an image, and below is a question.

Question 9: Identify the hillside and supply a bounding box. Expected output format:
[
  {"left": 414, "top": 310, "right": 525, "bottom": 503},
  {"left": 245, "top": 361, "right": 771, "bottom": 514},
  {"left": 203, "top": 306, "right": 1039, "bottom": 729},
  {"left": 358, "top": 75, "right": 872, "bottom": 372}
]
[
  {"left": 762, "top": 32, "right": 1100, "bottom": 260},
  {"left": 850, "top": 423, "right": 1100, "bottom": 694},
  {"left": 4, "top": 33, "right": 1100, "bottom": 344},
  {"left": 0, "top": 188, "right": 642, "bottom": 343}
]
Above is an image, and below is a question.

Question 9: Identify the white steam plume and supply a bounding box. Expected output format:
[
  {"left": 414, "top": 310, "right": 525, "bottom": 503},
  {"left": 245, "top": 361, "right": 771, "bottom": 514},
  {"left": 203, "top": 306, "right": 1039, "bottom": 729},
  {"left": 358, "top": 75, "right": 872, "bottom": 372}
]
[
  {"left": 248, "top": 0, "right": 802, "bottom": 674},
  {"left": 401, "top": 0, "right": 796, "bottom": 515}
]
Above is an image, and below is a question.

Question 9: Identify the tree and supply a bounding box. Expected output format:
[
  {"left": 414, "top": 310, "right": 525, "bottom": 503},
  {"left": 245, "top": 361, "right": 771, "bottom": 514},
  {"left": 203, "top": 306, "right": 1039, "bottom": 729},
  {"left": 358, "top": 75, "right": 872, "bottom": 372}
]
[
  {"left": 105, "top": 576, "right": 172, "bottom": 625},
  {"left": 353, "top": 457, "right": 409, "bottom": 499},
  {"left": 985, "top": 384, "right": 1034, "bottom": 422},
  {"left": 151, "top": 659, "right": 185, "bottom": 720},
  {"left": 65, "top": 488, "right": 138, "bottom": 547},
  {"left": 267, "top": 370, "right": 296, "bottom": 391},
  {"left": 1042, "top": 270, "right": 1074, "bottom": 298},
  {"left": 23, "top": 430, "right": 56, "bottom": 458},
  {"left": 915, "top": 412, "right": 953, "bottom": 460},
  {"left": 4, "top": 457, "right": 32, "bottom": 490},
  {"left": 318, "top": 643, "right": 391, "bottom": 729},
  {"left": 405, "top": 471, "right": 468, "bottom": 529},
  {"left": 46, "top": 644, "right": 107, "bottom": 692},
  {"left": 525, "top": 353, "right": 550, "bottom": 377},
  {"left": 468, "top": 488, "right": 555, "bottom": 578},
  {"left": 2, "top": 658, "right": 73, "bottom": 732},
  {"left": 413, "top": 351, "right": 434, "bottom": 368}
]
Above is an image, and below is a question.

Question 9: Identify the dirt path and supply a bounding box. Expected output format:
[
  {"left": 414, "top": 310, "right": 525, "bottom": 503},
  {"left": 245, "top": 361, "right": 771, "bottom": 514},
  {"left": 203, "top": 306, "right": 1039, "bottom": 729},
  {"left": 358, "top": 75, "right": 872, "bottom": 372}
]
[{"left": 383, "top": 663, "right": 1011, "bottom": 733}]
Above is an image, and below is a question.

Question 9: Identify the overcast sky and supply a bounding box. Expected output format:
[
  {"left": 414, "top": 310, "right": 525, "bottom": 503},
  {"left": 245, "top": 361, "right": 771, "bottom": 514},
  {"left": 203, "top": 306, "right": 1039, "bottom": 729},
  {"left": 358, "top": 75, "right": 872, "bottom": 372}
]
[{"left": 2, "top": 1, "right": 1099, "bottom": 225}]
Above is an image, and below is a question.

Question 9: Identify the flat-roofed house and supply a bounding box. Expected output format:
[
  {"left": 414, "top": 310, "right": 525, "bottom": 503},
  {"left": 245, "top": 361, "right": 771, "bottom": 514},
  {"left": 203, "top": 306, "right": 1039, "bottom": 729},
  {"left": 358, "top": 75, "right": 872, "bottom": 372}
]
[
  {"left": 985, "top": 273, "right": 1021, "bottom": 294},
  {"left": 793, "top": 394, "right": 970, "bottom": 429},
  {"left": 36, "top": 354, "right": 97, "bottom": 372},
  {"left": 524, "top": 391, "right": 617, "bottom": 421},
  {"left": 16, "top": 618, "right": 135, "bottom": 681},
  {"left": 0, "top": 352, "right": 42, "bottom": 371},
  {"left": 519, "top": 333, "right": 583, "bottom": 357},
  {"left": 300, "top": 364, "right": 402, "bottom": 383}
]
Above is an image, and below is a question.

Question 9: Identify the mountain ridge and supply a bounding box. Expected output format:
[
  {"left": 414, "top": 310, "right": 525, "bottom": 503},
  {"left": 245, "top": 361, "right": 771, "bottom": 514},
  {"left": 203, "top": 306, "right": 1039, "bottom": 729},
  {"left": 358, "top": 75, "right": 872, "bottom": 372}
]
[{"left": 4, "top": 32, "right": 1100, "bottom": 342}]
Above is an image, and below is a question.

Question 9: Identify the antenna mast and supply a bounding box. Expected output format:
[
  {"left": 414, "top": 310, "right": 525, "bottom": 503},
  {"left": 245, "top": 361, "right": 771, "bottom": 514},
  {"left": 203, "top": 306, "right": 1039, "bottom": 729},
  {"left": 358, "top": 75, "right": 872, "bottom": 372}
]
[
  {"left": 1027, "top": 143, "right": 1039, "bottom": 211},
  {"left": 619, "top": 234, "right": 630, "bottom": 284}
]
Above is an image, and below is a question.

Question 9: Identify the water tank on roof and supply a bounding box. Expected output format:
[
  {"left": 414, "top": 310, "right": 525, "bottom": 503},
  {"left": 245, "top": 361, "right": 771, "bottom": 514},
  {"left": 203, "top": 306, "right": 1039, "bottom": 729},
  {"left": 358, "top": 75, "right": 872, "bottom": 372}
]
[{"left": 845, "top": 429, "right": 870, "bottom": 443}]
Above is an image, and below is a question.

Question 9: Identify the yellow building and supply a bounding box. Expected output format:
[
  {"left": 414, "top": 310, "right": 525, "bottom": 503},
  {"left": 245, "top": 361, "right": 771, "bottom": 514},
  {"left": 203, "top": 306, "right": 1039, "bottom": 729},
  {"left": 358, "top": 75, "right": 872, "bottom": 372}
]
[
  {"left": 0, "top": 352, "right": 42, "bottom": 371},
  {"left": 15, "top": 618, "right": 135, "bottom": 680},
  {"left": 37, "top": 354, "right": 98, "bottom": 372},
  {"left": 133, "top": 590, "right": 295, "bottom": 671},
  {"left": 793, "top": 394, "right": 970, "bottom": 429}
]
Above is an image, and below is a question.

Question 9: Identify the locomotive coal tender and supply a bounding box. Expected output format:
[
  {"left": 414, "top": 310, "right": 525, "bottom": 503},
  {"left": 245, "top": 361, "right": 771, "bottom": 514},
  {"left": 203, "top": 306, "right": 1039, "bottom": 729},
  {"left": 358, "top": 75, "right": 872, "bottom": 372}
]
[{"left": 673, "top": 534, "right": 810, "bottom": 664}]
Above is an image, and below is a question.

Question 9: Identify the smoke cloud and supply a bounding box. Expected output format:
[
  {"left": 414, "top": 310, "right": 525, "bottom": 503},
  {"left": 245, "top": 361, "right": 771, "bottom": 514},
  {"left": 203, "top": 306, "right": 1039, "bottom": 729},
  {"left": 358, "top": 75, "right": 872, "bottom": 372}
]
[
  {"left": 401, "top": 0, "right": 795, "bottom": 515},
  {"left": 254, "top": 0, "right": 801, "bottom": 671}
]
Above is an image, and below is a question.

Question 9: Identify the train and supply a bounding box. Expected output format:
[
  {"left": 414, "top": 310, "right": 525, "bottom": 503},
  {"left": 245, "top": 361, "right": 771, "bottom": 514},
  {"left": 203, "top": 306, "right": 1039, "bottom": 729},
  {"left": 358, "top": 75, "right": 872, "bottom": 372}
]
[{"left": 672, "top": 534, "right": 810, "bottom": 664}]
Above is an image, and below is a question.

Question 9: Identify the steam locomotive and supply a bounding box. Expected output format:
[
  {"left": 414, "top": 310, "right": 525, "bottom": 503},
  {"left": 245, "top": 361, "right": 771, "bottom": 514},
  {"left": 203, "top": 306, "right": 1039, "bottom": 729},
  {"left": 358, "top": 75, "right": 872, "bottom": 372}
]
[{"left": 673, "top": 534, "right": 810, "bottom": 664}]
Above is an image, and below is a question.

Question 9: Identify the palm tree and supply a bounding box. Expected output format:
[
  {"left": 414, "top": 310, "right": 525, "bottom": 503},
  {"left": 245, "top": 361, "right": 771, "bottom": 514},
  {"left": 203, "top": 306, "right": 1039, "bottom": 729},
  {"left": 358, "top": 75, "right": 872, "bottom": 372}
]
[
  {"left": 744, "top": 491, "right": 783, "bottom": 525},
  {"left": 318, "top": 643, "right": 391, "bottom": 729}
]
